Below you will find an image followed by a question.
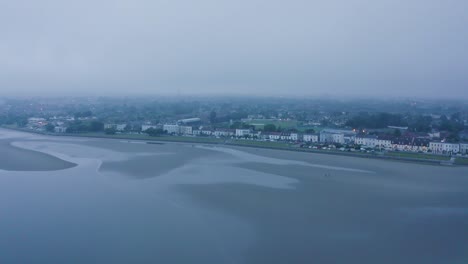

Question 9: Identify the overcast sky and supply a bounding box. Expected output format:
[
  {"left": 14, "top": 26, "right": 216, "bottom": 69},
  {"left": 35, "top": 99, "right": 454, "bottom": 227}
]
[{"left": 1, "top": 0, "right": 467, "bottom": 98}]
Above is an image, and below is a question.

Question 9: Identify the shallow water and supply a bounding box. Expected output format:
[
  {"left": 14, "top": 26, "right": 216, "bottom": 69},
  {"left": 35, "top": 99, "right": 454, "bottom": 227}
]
[{"left": 1, "top": 129, "right": 467, "bottom": 264}]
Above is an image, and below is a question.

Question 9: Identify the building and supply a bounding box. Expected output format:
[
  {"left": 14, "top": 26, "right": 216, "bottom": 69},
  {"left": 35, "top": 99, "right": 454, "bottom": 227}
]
[
  {"left": 262, "top": 132, "right": 281, "bottom": 141},
  {"left": 179, "top": 126, "right": 193, "bottom": 135},
  {"left": 236, "top": 129, "right": 251, "bottom": 137},
  {"left": 303, "top": 134, "right": 319, "bottom": 143},
  {"left": 141, "top": 125, "right": 159, "bottom": 131},
  {"left": 355, "top": 135, "right": 392, "bottom": 149},
  {"left": 27, "top": 117, "right": 47, "bottom": 129},
  {"left": 104, "top": 124, "right": 127, "bottom": 131},
  {"left": 116, "top": 124, "right": 127, "bottom": 131},
  {"left": 201, "top": 129, "right": 213, "bottom": 136},
  {"left": 460, "top": 143, "right": 468, "bottom": 155},
  {"left": 355, "top": 135, "right": 377, "bottom": 147},
  {"left": 280, "top": 133, "right": 291, "bottom": 141},
  {"left": 54, "top": 126, "right": 67, "bottom": 133},
  {"left": 163, "top": 124, "right": 180, "bottom": 134},
  {"left": 290, "top": 133, "right": 299, "bottom": 141},
  {"left": 320, "top": 129, "right": 356, "bottom": 144},
  {"left": 428, "top": 131, "right": 440, "bottom": 139},
  {"left": 429, "top": 142, "right": 460, "bottom": 154},
  {"left": 213, "top": 129, "right": 235, "bottom": 137}
]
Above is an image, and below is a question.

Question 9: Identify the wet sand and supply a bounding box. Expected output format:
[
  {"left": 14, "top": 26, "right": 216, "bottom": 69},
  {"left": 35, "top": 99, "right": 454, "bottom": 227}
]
[
  {"left": 0, "top": 139, "right": 76, "bottom": 171},
  {"left": 1, "top": 128, "right": 468, "bottom": 264}
]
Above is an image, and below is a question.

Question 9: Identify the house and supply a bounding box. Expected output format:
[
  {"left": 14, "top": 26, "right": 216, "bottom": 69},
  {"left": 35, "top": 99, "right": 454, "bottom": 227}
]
[
  {"left": 460, "top": 143, "right": 468, "bottom": 155},
  {"left": 303, "top": 134, "right": 319, "bottom": 143},
  {"left": 355, "top": 135, "right": 392, "bottom": 149},
  {"left": 28, "top": 117, "right": 46, "bottom": 125},
  {"left": 54, "top": 126, "right": 67, "bottom": 133},
  {"left": 429, "top": 142, "right": 460, "bottom": 154},
  {"left": 213, "top": 129, "right": 235, "bottom": 137},
  {"left": 201, "top": 129, "right": 213, "bottom": 136},
  {"left": 141, "top": 125, "right": 159, "bottom": 131},
  {"left": 320, "top": 129, "right": 356, "bottom": 144},
  {"left": 236, "top": 129, "right": 251, "bottom": 137},
  {"left": 27, "top": 117, "right": 47, "bottom": 129},
  {"left": 105, "top": 124, "right": 127, "bottom": 131},
  {"left": 390, "top": 137, "right": 428, "bottom": 152},
  {"left": 179, "top": 126, "right": 193, "bottom": 135},
  {"left": 116, "top": 124, "right": 127, "bottom": 131},
  {"left": 428, "top": 131, "right": 441, "bottom": 139},
  {"left": 290, "top": 133, "right": 299, "bottom": 141},
  {"left": 280, "top": 133, "right": 291, "bottom": 141},
  {"left": 355, "top": 135, "right": 377, "bottom": 147},
  {"left": 163, "top": 124, "right": 180, "bottom": 134},
  {"left": 261, "top": 132, "right": 281, "bottom": 141}
]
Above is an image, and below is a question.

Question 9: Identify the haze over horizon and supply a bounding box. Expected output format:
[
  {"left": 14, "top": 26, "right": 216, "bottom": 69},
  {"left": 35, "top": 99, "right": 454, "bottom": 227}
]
[{"left": 1, "top": 0, "right": 467, "bottom": 98}]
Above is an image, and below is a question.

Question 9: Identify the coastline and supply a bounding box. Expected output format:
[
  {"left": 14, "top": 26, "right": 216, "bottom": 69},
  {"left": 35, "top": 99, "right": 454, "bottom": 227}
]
[{"left": 1, "top": 126, "right": 466, "bottom": 166}]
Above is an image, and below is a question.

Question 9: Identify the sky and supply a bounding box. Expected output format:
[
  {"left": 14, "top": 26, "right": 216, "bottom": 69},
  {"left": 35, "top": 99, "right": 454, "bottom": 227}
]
[{"left": 0, "top": 0, "right": 467, "bottom": 98}]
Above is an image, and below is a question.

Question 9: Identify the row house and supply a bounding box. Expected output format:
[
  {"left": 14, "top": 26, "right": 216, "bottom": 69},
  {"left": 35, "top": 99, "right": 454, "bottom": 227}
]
[
  {"left": 141, "top": 124, "right": 160, "bottom": 131},
  {"left": 392, "top": 138, "right": 429, "bottom": 152},
  {"left": 179, "top": 126, "right": 193, "bottom": 135},
  {"left": 162, "top": 124, "right": 193, "bottom": 135},
  {"left": 105, "top": 123, "right": 127, "bottom": 131},
  {"left": 460, "top": 143, "right": 468, "bottom": 154},
  {"left": 163, "top": 124, "right": 180, "bottom": 134},
  {"left": 429, "top": 142, "right": 460, "bottom": 154},
  {"left": 355, "top": 135, "right": 392, "bottom": 149},
  {"left": 261, "top": 132, "right": 281, "bottom": 141},
  {"left": 303, "top": 134, "right": 319, "bottom": 143},
  {"left": 235, "top": 129, "right": 252, "bottom": 137},
  {"left": 280, "top": 133, "right": 299, "bottom": 141},
  {"left": 213, "top": 129, "right": 235, "bottom": 137},
  {"left": 200, "top": 129, "right": 212, "bottom": 136},
  {"left": 320, "top": 129, "right": 356, "bottom": 144}
]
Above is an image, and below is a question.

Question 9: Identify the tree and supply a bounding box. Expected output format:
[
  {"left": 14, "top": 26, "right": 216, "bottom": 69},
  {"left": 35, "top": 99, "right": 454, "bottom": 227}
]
[
  {"left": 305, "top": 128, "right": 315, "bottom": 134},
  {"left": 89, "top": 121, "right": 104, "bottom": 132},
  {"left": 210, "top": 110, "right": 217, "bottom": 124},
  {"left": 105, "top": 128, "right": 117, "bottom": 135},
  {"left": 263, "top": 124, "right": 276, "bottom": 132},
  {"left": 145, "top": 128, "right": 165, "bottom": 137},
  {"left": 393, "top": 129, "right": 401, "bottom": 137},
  {"left": 446, "top": 132, "right": 460, "bottom": 143},
  {"left": 45, "top": 124, "right": 55, "bottom": 132},
  {"left": 74, "top": 111, "right": 93, "bottom": 119}
]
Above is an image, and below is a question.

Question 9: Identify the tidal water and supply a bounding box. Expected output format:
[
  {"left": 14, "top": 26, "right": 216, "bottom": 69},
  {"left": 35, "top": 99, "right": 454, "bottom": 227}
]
[{"left": 0, "top": 129, "right": 467, "bottom": 264}]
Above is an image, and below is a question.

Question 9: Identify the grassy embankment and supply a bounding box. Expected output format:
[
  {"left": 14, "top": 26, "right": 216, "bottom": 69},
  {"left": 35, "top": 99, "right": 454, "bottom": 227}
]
[
  {"left": 245, "top": 119, "right": 326, "bottom": 133},
  {"left": 385, "top": 151, "right": 450, "bottom": 161}
]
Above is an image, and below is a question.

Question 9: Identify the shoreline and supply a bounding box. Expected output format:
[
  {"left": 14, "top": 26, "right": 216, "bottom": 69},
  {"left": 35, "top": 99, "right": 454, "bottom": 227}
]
[{"left": 1, "top": 126, "right": 465, "bottom": 166}]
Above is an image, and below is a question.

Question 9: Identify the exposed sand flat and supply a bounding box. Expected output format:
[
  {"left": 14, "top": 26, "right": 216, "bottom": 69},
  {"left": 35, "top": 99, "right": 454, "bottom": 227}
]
[
  {"left": 1, "top": 128, "right": 468, "bottom": 264},
  {"left": 0, "top": 139, "right": 76, "bottom": 171}
]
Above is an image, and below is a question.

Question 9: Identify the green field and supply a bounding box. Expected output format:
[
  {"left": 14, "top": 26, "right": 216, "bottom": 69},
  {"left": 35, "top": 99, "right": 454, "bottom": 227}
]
[
  {"left": 455, "top": 157, "right": 468, "bottom": 165},
  {"left": 385, "top": 151, "right": 450, "bottom": 161},
  {"left": 229, "top": 139, "right": 291, "bottom": 149},
  {"left": 245, "top": 119, "right": 298, "bottom": 129}
]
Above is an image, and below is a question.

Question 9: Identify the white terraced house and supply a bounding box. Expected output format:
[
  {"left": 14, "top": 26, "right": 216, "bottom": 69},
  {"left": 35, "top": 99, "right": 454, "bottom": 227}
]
[{"left": 303, "top": 134, "right": 318, "bottom": 143}]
